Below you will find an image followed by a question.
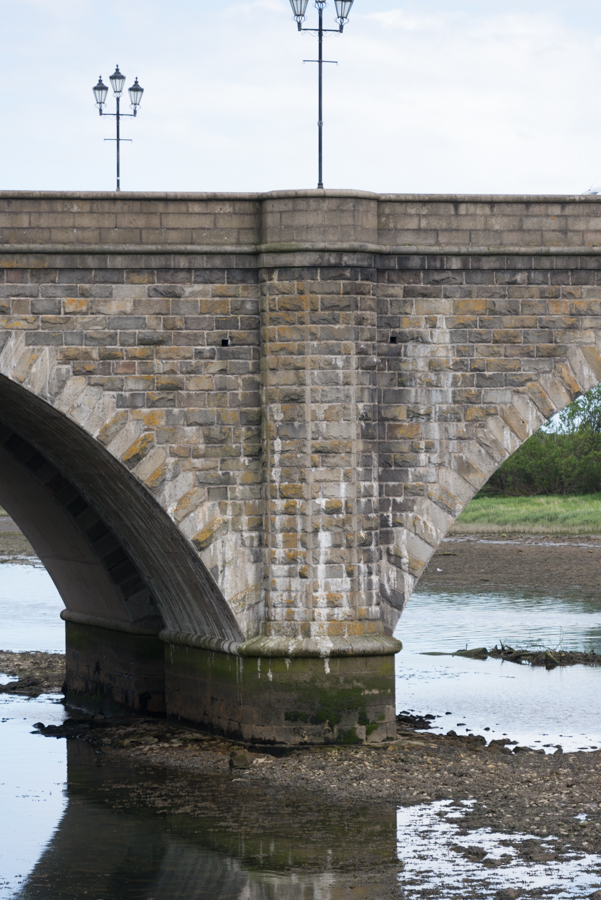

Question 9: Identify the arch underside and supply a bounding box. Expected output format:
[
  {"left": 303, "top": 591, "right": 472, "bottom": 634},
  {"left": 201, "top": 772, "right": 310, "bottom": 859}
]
[{"left": 0, "top": 375, "right": 242, "bottom": 643}]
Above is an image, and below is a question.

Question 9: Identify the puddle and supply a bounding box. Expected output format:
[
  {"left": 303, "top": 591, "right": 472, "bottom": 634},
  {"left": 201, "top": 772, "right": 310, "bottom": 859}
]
[{"left": 397, "top": 800, "right": 601, "bottom": 898}]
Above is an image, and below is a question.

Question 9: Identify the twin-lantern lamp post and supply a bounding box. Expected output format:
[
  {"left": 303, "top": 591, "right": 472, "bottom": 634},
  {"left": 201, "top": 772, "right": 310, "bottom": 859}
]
[
  {"left": 289, "top": 0, "right": 355, "bottom": 189},
  {"left": 91, "top": 2, "right": 354, "bottom": 192},
  {"left": 93, "top": 67, "right": 144, "bottom": 192}
]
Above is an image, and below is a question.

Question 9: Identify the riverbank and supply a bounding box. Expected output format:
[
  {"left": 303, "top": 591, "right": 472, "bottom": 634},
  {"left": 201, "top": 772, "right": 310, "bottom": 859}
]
[
  {"left": 451, "top": 494, "right": 601, "bottom": 535},
  {"left": 421, "top": 533, "right": 601, "bottom": 594},
  {"left": 0, "top": 512, "right": 35, "bottom": 559}
]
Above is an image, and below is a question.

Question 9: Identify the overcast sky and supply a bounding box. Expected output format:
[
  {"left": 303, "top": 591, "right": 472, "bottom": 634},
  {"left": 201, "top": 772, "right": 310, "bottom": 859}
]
[{"left": 2, "top": 0, "right": 601, "bottom": 195}]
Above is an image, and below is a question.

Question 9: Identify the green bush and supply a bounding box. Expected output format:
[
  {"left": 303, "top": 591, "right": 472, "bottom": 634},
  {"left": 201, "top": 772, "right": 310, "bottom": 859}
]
[
  {"left": 480, "top": 384, "right": 601, "bottom": 497},
  {"left": 483, "top": 431, "right": 601, "bottom": 496}
]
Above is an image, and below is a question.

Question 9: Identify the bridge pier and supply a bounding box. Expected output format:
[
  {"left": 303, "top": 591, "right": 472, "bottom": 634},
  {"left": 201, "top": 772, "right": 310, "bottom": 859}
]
[
  {"left": 164, "top": 643, "right": 396, "bottom": 744},
  {"left": 63, "top": 619, "right": 165, "bottom": 716},
  {"left": 63, "top": 618, "right": 397, "bottom": 743},
  {"left": 3, "top": 188, "right": 600, "bottom": 742}
]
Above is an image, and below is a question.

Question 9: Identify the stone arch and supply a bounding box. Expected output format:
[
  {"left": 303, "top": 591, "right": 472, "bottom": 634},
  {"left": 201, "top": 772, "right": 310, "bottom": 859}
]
[
  {"left": 379, "top": 328, "right": 601, "bottom": 632},
  {"left": 0, "top": 373, "right": 242, "bottom": 644}
]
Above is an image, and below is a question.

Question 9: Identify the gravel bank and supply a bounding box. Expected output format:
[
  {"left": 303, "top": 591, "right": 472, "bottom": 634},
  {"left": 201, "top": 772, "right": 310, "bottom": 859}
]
[
  {"left": 33, "top": 714, "right": 601, "bottom": 863},
  {"left": 0, "top": 650, "right": 64, "bottom": 695}
]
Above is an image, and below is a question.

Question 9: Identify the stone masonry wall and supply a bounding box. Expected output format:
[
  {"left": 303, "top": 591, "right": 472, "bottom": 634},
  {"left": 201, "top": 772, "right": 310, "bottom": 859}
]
[
  {"left": 1, "top": 191, "right": 601, "bottom": 652},
  {"left": 0, "top": 253, "right": 264, "bottom": 640}
]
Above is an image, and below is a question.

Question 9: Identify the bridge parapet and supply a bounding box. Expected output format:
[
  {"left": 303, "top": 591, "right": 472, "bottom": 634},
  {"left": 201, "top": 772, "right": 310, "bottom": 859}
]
[{"left": 4, "top": 189, "right": 601, "bottom": 254}]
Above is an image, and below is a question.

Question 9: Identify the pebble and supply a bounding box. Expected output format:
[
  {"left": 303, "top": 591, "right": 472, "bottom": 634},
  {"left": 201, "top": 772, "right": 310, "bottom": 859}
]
[{"left": 230, "top": 751, "right": 250, "bottom": 769}]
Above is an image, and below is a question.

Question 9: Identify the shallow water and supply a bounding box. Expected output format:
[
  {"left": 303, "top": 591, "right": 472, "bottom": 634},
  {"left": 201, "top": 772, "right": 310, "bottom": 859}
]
[
  {"left": 397, "top": 800, "right": 601, "bottom": 898},
  {"left": 395, "top": 587, "right": 601, "bottom": 751},
  {"left": 0, "top": 564, "right": 63, "bottom": 653},
  {"left": 1, "top": 697, "right": 398, "bottom": 900},
  {"left": 0, "top": 694, "right": 66, "bottom": 898}
]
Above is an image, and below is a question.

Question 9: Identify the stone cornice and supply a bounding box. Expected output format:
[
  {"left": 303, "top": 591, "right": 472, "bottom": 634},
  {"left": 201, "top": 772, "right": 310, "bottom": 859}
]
[
  {"left": 159, "top": 629, "right": 403, "bottom": 658},
  {"left": 0, "top": 189, "right": 600, "bottom": 202},
  {"left": 3, "top": 191, "right": 601, "bottom": 261},
  {"left": 3, "top": 243, "right": 601, "bottom": 258}
]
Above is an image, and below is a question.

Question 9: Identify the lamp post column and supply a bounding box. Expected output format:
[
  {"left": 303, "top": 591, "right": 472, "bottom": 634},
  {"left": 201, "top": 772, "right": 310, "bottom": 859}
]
[
  {"left": 318, "top": 4, "right": 324, "bottom": 189},
  {"left": 93, "top": 67, "right": 144, "bottom": 192},
  {"left": 116, "top": 95, "right": 121, "bottom": 192},
  {"left": 290, "top": 0, "right": 355, "bottom": 189}
]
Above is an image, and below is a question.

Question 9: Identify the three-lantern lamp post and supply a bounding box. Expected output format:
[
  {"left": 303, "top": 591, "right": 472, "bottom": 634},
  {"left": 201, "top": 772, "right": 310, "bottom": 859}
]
[{"left": 93, "top": 67, "right": 144, "bottom": 192}]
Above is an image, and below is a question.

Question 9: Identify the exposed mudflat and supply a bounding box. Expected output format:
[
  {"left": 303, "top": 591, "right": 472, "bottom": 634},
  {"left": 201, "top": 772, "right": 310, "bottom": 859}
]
[
  {"left": 0, "top": 650, "right": 64, "bottom": 695},
  {"left": 422, "top": 534, "right": 601, "bottom": 594},
  {"left": 32, "top": 715, "right": 601, "bottom": 862}
]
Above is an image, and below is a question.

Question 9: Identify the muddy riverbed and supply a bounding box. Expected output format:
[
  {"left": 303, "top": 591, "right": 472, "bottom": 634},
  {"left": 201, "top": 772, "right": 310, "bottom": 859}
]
[
  {"left": 5, "top": 530, "right": 601, "bottom": 897},
  {"left": 33, "top": 713, "right": 601, "bottom": 853},
  {"left": 25, "top": 711, "right": 601, "bottom": 899},
  {"left": 0, "top": 651, "right": 64, "bottom": 696},
  {"left": 421, "top": 534, "right": 601, "bottom": 593}
]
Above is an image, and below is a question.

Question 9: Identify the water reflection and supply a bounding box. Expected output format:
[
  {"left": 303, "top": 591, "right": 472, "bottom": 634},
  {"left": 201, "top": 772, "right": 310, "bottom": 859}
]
[
  {"left": 14, "top": 739, "right": 398, "bottom": 900},
  {"left": 7, "top": 717, "right": 601, "bottom": 900},
  {"left": 0, "top": 694, "right": 66, "bottom": 899}
]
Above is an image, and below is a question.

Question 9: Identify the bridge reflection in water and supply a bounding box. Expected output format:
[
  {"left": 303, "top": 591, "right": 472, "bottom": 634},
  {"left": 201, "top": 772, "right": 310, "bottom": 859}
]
[{"left": 16, "top": 741, "right": 399, "bottom": 900}]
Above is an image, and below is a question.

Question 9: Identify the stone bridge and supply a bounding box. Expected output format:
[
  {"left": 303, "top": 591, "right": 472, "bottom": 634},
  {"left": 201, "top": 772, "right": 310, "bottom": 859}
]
[{"left": 1, "top": 189, "right": 600, "bottom": 743}]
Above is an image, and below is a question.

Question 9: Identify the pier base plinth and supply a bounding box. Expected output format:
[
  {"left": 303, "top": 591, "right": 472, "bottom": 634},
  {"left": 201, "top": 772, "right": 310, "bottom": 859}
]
[
  {"left": 164, "top": 643, "right": 398, "bottom": 744},
  {"left": 64, "top": 620, "right": 165, "bottom": 716}
]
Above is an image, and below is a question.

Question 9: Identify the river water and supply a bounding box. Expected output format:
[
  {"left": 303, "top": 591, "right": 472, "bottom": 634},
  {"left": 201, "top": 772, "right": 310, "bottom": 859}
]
[
  {"left": 396, "top": 584, "right": 601, "bottom": 753},
  {"left": 3, "top": 559, "right": 601, "bottom": 897}
]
